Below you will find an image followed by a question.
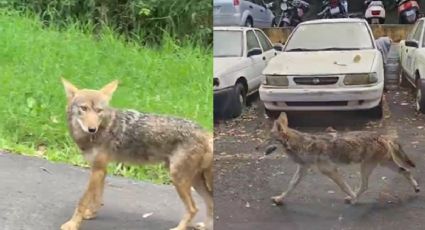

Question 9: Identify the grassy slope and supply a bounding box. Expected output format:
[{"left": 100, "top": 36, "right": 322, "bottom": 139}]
[{"left": 0, "top": 11, "right": 212, "bottom": 184}]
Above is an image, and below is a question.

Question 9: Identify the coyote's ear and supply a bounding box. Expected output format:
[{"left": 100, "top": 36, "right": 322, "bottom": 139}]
[
  {"left": 61, "top": 78, "right": 79, "bottom": 101},
  {"left": 100, "top": 80, "right": 119, "bottom": 99},
  {"left": 277, "top": 112, "right": 288, "bottom": 127}
]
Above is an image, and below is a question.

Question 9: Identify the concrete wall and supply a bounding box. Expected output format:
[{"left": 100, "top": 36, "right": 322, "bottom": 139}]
[{"left": 263, "top": 24, "right": 414, "bottom": 44}]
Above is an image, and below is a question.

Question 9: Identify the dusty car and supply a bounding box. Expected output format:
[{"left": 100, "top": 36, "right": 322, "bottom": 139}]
[
  {"left": 259, "top": 18, "right": 385, "bottom": 118},
  {"left": 399, "top": 17, "right": 425, "bottom": 113},
  {"left": 214, "top": 26, "right": 281, "bottom": 118},
  {"left": 213, "top": 0, "right": 275, "bottom": 28}
]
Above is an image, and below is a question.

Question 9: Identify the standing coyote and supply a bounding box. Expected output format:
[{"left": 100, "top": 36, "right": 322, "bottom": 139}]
[
  {"left": 60, "top": 79, "right": 213, "bottom": 230},
  {"left": 263, "top": 112, "right": 419, "bottom": 205}
]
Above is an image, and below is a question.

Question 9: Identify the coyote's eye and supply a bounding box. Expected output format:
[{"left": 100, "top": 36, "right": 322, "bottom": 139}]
[
  {"left": 96, "top": 108, "right": 103, "bottom": 113},
  {"left": 79, "top": 106, "right": 88, "bottom": 112}
]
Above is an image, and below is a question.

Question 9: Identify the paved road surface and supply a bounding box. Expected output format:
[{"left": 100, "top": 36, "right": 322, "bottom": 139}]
[{"left": 0, "top": 153, "right": 205, "bottom": 230}]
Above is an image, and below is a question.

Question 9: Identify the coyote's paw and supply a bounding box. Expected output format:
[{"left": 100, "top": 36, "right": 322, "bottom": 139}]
[
  {"left": 271, "top": 195, "right": 285, "bottom": 206},
  {"left": 83, "top": 209, "right": 97, "bottom": 220},
  {"left": 192, "top": 222, "right": 206, "bottom": 230},
  {"left": 344, "top": 196, "right": 357, "bottom": 205},
  {"left": 60, "top": 221, "right": 79, "bottom": 230}
]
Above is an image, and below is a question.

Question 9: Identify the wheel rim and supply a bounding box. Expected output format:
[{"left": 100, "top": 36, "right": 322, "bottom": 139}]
[{"left": 416, "top": 87, "right": 421, "bottom": 111}]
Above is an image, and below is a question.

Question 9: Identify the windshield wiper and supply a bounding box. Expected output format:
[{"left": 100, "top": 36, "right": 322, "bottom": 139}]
[
  {"left": 319, "top": 47, "right": 362, "bottom": 51},
  {"left": 285, "top": 48, "right": 316, "bottom": 52}
]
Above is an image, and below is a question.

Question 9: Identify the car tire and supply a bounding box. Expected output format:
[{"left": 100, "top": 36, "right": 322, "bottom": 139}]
[
  {"left": 232, "top": 83, "right": 246, "bottom": 117},
  {"left": 265, "top": 108, "right": 280, "bottom": 119},
  {"left": 415, "top": 78, "right": 425, "bottom": 113},
  {"left": 399, "top": 68, "right": 409, "bottom": 88},
  {"left": 368, "top": 99, "right": 383, "bottom": 119},
  {"left": 245, "top": 17, "right": 253, "bottom": 27}
]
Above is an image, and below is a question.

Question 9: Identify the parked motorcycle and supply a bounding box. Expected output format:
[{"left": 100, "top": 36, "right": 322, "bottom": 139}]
[
  {"left": 317, "top": 0, "right": 348, "bottom": 19},
  {"left": 273, "top": 0, "right": 310, "bottom": 27},
  {"left": 364, "top": 0, "right": 386, "bottom": 24},
  {"left": 397, "top": 0, "right": 420, "bottom": 24}
]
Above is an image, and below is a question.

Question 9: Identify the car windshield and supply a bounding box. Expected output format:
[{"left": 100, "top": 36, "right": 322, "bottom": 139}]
[
  {"left": 285, "top": 22, "right": 374, "bottom": 52},
  {"left": 214, "top": 30, "right": 243, "bottom": 57}
]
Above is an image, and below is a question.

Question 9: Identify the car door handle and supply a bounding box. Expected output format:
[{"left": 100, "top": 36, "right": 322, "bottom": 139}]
[
  {"left": 263, "top": 56, "right": 266, "bottom": 60},
  {"left": 274, "top": 52, "right": 277, "bottom": 56}
]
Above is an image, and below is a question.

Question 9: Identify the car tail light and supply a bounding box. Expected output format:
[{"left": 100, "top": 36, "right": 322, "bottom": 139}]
[
  {"left": 371, "top": 10, "right": 381, "bottom": 16},
  {"left": 233, "top": 0, "right": 240, "bottom": 6},
  {"left": 399, "top": 1, "right": 413, "bottom": 12},
  {"left": 330, "top": 0, "right": 339, "bottom": 7}
]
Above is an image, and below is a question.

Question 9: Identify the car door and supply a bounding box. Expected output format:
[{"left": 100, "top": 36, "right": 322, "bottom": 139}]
[
  {"left": 406, "top": 20, "right": 424, "bottom": 79},
  {"left": 245, "top": 29, "right": 266, "bottom": 92},
  {"left": 255, "top": 29, "right": 278, "bottom": 61}
]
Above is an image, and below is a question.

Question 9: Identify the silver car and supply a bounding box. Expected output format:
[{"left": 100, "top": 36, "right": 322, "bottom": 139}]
[{"left": 213, "top": 0, "right": 275, "bottom": 28}]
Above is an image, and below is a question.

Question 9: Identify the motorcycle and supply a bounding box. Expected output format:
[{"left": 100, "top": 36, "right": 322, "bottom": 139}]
[
  {"left": 317, "top": 0, "right": 348, "bottom": 19},
  {"left": 364, "top": 0, "right": 386, "bottom": 24},
  {"left": 273, "top": 0, "right": 310, "bottom": 27},
  {"left": 397, "top": 0, "right": 420, "bottom": 24}
]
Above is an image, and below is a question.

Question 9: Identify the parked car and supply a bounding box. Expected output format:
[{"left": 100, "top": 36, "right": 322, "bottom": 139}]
[
  {"left": 399, "top": 17, "right": 425, "bottom": 113},
  {"left": 259, "top": 18, "right": 384, "bottom": 118},
  {"left": 213, "top": 0, "right": 275, "bottom": 28},
  {"left": 214, "top": 27, "right": 281, "bottom": 118}
]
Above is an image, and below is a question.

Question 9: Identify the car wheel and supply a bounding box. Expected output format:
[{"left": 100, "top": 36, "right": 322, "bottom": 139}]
[
  {"left": 399, "top": 68, "right": 409, "bottom": 87},
  {"left": 232, "top": 83, "right": 246, "bottom": 117},
  {"left": 368, "top": 98, "right": 383, "bottom": 119},
  {"left": 265, "top": 108, "right": 280, "bottom": 119},
  {"left": 245, "top": 17, "right": 253, "bottom": 27},
  {"left": 415, "top": 79, "right": 425, "bottom": 113}
]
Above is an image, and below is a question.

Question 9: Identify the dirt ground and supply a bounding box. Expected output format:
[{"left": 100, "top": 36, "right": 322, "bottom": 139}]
[{"left": 214, "top": 86, "right": 425, "bottom": 230}]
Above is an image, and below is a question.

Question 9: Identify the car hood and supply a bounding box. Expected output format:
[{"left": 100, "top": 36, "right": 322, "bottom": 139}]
[
  {"left": 214, "top": 57, "right": 245, "bottom": 77},
  {"left": 263, "top": 50, "right": 377, "bottom": 75}
]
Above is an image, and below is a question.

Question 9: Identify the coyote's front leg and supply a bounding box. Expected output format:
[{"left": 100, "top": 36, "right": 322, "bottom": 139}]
[
  {"left": 61, "top": 155, "right": 108, "bottom": 230},
  {"left": 272, "top": 164, "right": 308, "bottom": 205}
]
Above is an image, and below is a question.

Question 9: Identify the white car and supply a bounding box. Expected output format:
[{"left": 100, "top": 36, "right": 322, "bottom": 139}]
[
  {"left": 214, "top": 27, "right": 281, "bottom": 118},
  {"left": 213, "top": 0, "right": 275, "bottom": 28},
  {"left": 399, "top": 17, "right": 425, "bottom": 113},
  {"left": 259, "top": 18, "right": 385, "bottom": 118}
]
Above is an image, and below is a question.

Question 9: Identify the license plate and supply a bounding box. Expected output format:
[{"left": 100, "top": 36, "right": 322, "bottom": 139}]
[
  {"left": 371, "top": 18, "right": 380, "bottom": 24},
  {"left": 405, "top": 9, "right": 415, "bottom": 17},
  {"left": 330, "top": 7, "right": 340, "bottom": 15}
]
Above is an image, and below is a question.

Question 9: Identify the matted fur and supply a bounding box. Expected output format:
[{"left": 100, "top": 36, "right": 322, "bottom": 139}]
[
  {"left": 60, "top": 78, "right": 213, "bottom": 230},
  {"left": 263, "top": 112, "right": 419, "bottom": 205}
]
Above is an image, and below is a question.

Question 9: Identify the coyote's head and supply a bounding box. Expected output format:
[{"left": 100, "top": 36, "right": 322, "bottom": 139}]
[
  {"left": 61, "top": 78, "right": 118, "bottom": 134},
  {"left": 257, "top": 112, "right": 289, "bottom": 155}
]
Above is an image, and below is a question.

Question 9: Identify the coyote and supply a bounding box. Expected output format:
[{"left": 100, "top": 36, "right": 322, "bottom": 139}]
[
  {"left": 60, "top": 79, "right": 213, "bottom": 230},
  {"left": 263, "top": 112, "right": 419, "bottom": 205}
]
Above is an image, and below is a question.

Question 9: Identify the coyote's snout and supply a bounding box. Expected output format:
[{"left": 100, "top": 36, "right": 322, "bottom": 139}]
[
  {"left": 60, "top": 78, "right": 213, "bottom": 230},
  {"left": 263, "top": 112, "right": 419, "bottom": 205}
]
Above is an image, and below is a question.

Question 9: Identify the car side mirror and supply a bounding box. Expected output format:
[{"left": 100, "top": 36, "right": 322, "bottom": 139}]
[
  {"left": 406, "top": 40, "right": 419, "bottom": 48},
  {"left": 247, "top": 48, "right": 263, "bottom": 57},
  {"left": 273, "top": 43, "right": 284, "bottom": 51}
]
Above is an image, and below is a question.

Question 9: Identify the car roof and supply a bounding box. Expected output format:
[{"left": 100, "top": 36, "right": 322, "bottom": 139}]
[
  {"left": 299, "top": 18, "right": 367, "bottom": 25},
  {"left": 213, "top": 26, "right": 258, "bottom": 31}
]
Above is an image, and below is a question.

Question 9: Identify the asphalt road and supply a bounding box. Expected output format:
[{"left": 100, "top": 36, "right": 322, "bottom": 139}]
[
  {"left": 214, "top": 87, "right": 425, "bottom": 229},
  {"left": 0, "top": 153, "right": 205, "bottom": 230}
]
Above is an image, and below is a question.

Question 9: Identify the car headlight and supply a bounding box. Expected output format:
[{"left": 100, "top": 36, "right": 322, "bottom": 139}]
[
  {"left": 343, "top": 73, "right": 378, "bottom": 85},
  {"left": 265, "top": 75, "right": 289, "bottom": 86},
  {"left": 213, "top": 78, "right": 219, "bottom": 87}
]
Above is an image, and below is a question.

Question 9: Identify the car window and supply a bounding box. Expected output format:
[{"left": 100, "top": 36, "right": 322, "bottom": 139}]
[
  {"left": 408, "top": 21, "right": 420, "bottom": 40},
  {"left": 285, "top": 22, "right": 374, "bottom": 51},
  {"left": 255, "top": 30, "right": 273, "bottom": 51},
  {"left": 214, "top": 30, "right": 243, "bottom": 57},
  {"left": 247, "top": 30, "right": 261, "bottom": 51},
  {"left": 413, "top": 20, "right": 424, "bottom": 42}
]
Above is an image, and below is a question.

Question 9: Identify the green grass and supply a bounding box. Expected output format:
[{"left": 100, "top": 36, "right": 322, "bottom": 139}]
[{"left": 0, "top": 10, "right": 212, "bottom": 184}]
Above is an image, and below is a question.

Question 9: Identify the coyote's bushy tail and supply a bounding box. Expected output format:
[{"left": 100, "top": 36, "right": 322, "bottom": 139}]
[{"left": 387, "top": 140, "right": 416, "bottom": 168}]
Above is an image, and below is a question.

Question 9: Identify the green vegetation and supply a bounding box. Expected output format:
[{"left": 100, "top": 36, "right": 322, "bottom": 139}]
[
  {"left": 1, "top": 0, "right": 212, "bottom": 46},
  {"left": 0, "top": 10, "right": 212, "bottom": 184}
]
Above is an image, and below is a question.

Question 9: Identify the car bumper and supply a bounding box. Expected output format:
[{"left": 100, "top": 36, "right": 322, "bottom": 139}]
[
  {"left": 259, "top": 82, "right": 384, "bottom": 111},
  {"left": 214, "top": 87, "right": 235, "bottom": 116},
  {"left": 213, "top": 14, "right": 242, "bottom": 26}
]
